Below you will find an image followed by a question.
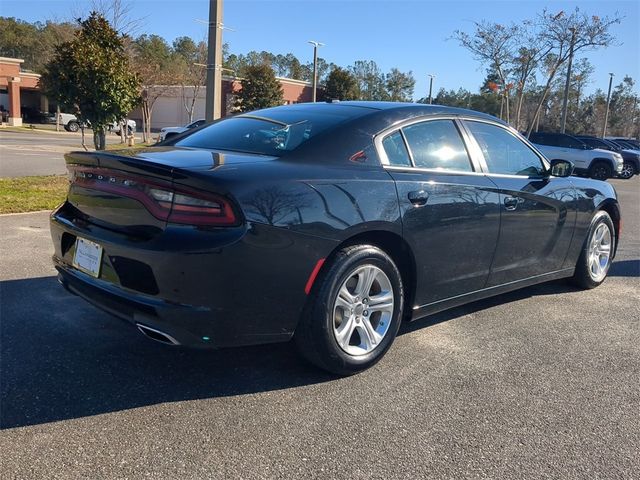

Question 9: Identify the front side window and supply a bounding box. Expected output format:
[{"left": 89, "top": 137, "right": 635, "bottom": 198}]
[
  {"left": 529, "top": 133, "right": 552, "bottom": 146},
  {"left": 401, "top": 120, "right": 473, "bottom": 171},
  {"left": 466, "top": 121, "right": 545, "bottom": 176}
]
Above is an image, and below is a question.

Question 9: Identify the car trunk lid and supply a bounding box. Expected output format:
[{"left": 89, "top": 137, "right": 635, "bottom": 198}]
[{"left": 65, "top": 147, "right": 272, "bottom": 234}]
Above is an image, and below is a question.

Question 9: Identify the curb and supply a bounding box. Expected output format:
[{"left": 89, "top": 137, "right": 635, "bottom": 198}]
[{"left": 0, "top": 210, "right": 52, "bottom": 217}]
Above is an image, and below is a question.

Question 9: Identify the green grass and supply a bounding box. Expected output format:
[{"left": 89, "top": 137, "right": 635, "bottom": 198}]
[
  {"left": 0, "top": 175, "right": 69, "bottom": 214},
  {"left": 105, "top": 141, "right": 154, "bottom": 152}
]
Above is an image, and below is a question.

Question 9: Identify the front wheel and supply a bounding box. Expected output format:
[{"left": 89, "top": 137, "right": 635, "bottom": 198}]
[
  {"left": 67, "top": 121, "right": 79, "bottom": 133},
  {"left": 570, "top": 210, "right": 615, "bottom": 289},
  {"left": 589, "top": 161, "right": 613, "bottom": 180},
  {"left": 295, "top": 245, "right": 404, "bottom": 375}
]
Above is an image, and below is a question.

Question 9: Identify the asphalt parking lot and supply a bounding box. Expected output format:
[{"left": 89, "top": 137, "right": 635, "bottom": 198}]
[
  {"left": 0, "top": 128, "right": 145, "bottom": 177},
  {"left": 1, "top": 178, "right": 638, "bottom": 479}
]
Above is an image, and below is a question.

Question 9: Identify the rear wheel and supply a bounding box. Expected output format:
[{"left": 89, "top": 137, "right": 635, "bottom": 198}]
[
  {"left": 589, "top": 161, "right": 613, "bottom": 180},
  {"left": 571, "top": 210, "right": 614, "bottom": 289},
  {"left": 67, "top": 121, "right": 79, "bottom": 133},
  {"left": 619, "top": 161, "right": 636, "bottom": 179},
  {"left": 295, "top": 245, "right": 404, "bottom": 375}
]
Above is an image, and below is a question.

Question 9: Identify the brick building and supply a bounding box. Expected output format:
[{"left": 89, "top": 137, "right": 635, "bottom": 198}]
[
  {"left": 0, "top": 57, "right": 42, "bottom": 126},
  {"left": 0, "top": 55, "right": 314, "bottom": 130},
  {"left": 129, "top": 76, "right": 314, "bottom": 130}
]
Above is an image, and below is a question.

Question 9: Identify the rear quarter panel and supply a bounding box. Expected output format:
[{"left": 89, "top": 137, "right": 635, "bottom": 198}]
[{"left": 170, "top": 160, "right": 401, "bottom": 338}]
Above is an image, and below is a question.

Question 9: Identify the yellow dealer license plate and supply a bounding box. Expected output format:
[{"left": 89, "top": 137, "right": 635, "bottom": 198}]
[{"left": 72, "top": 237, "right": 103, "bottom": 278}]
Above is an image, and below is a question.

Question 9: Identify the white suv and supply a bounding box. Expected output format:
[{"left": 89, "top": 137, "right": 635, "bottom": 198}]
[
  {"left": 529, "top": 132, "right": 623, "bottom": 180},
  {"left": 50, "top": 113, "right": 136, "bottom": 135}
]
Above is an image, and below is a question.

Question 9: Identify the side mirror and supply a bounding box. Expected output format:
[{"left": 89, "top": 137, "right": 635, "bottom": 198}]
[{"left": 549, "top": 159, "right": 574, "bottom": 178}]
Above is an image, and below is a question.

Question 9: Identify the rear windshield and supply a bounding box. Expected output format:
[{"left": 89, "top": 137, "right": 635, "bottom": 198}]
[{"left": 174, "top": 104, "right": 371, "bottom": 156}]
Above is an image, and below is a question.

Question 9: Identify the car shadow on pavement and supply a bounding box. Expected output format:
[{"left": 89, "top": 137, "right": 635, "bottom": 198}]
[
  {"left": 0, "top": 276, "right": 335, "bottom": 430},
  {"left": 0, "top": 270, "right": 629, "bottom": 430},
  {"left": 399, "top": 279, "right": 581, "bottom": 336},
  {"left": 400, "top": 258, "right": 638, "bottom": 336},
  {"left": 608, "top": 259, "right": 640, "bottom": 277}
]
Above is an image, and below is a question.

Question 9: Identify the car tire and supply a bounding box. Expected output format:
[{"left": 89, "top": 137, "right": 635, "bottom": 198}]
[
  {"left": 67, "top": 121, "right": 79, "bottom": 133},
  {"left": 619, "top": 161, "right": 636, "bottom": 179},
  {"left": 589, "top": 161, "right": 613, "bottom": 180},
  {"left": 570, "top": 210, "right": 615, "bottom": 289},
  {"left": 295, "top": 245, "right": 404, "bottom": 376}
]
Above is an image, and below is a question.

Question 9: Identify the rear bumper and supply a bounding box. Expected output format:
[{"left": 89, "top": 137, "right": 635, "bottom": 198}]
[
  {"left": 55, "top": 259, "right": 213, "bottom": 347},
  {"left": 50, "top": 203, "right": 336, "bottom": 349}
]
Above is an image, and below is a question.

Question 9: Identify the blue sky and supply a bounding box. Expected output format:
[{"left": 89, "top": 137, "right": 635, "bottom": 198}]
[{"left": 2, "top": 0, "right": 639, "bottom": 99}]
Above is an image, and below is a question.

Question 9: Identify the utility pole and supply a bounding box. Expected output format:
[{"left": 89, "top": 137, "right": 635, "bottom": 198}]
[
  {"left": 560, "top": 27, "right": 577, "bottom": 133},
  {"left": 427, "top": 74, "right": 435, "bottom": 104},
  {"left": 308, "top": 41, "right": 324, "bottom": 102},
  {"left": 205, "top": 0, "right": 223, "bottom": 122},
  {"left": 602, "top": 73, "right": 615, "bottom": 138}
]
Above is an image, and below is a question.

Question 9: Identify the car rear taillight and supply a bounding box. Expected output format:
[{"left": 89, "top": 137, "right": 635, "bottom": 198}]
[{"left": 69, "top": 166, "right": 237, "bottom": 226}]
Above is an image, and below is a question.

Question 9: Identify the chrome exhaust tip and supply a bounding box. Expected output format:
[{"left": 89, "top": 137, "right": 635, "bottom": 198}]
[{"left": 136, "top": 324, "right": 180, "bottom": 346}]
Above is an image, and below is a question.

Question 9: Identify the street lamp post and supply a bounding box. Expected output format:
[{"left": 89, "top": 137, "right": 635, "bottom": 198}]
[
  {"left": 308, "top": 41, "right": 324, "bottom": 102},
  {"left": 602, "top": 73, "right": 615, "bottom": 138},
  {"left": 205, "top": 0, "right": 223, "bottom": 122},
  {"left": 560, "top": 27, "right": 577, "bottom": 133},
  {"left": 427, "top": 74, "right": 436, "bottom": 104}
]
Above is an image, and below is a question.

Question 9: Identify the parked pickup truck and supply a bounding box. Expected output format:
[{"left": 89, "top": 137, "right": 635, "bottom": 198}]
[
  {"left": 49, "top": 113, "right": 136, "bottom": 135},
  {"left": 529, "top": 132, "right": 623, "bottom": 180}
]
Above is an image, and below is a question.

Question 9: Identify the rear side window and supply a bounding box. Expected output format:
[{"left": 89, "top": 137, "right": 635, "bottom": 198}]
[
  {"left": 556, "top": 135, "right": 585, "bottom": 149},
  {"left": 466, "top": 121, "right": 545, "bottom": 176},
  {"left": 401, "top": 120, "right": 473, "bottom": 171},
  {"left": 580, "top": 138, "right": 603, "bottom": 149},
  {"left": 382, "top": 131, "right": 411, "bottom": 166}
]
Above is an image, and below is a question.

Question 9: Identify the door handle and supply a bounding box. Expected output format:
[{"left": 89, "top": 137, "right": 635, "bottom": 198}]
[
  {"left": 408, "top": 190, "right": 429, "bottom": 206},
  {"left": 504, "top": 196, "right": 520, "bottom": 211}
]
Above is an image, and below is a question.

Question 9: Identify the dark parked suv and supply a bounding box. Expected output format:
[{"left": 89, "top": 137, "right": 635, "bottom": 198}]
[
  {"left": 529, "top": 132, "right": 623, "bottom": 180},
  {"left": 576, "top": 136, "right": 639, "bottom": 179}
]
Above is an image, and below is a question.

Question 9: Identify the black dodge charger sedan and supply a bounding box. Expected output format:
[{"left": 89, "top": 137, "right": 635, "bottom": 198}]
[{"left": 51, "top": 102, "right": 621, "bottom": 375}]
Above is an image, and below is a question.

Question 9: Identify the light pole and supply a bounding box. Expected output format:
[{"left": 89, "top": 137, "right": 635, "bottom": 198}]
[
  {"left": 427, "top": 74, "right": 436, "bottom": 104},
  {"left": 602, "top": 73, "right": 614, "bottom": 138},
  {"left": 205, "top": 0, "right": 223, "bottom": 122},
  {"left": 308, "top": 41, "right": 324, "bottom": 102},
  {"left": 560, "top": 27, "right": 577, "bottom": 133}
]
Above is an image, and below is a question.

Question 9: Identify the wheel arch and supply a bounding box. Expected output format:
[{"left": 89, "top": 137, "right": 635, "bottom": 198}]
[
  {"left": 591, "top": 157, "right": 615, "bottom": 168},
  {"left": 310, "top": 229, "right": 417, "bottom": 321},
  {"left": 596, "top": 199, "right": 621, "bottom": 258}
]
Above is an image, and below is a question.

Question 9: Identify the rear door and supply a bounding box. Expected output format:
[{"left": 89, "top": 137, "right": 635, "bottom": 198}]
[
  {"left": 377, "top": 118, "right": 501, "bottom": 307},
  {"left": 462, "top": 120, "right": 576, "bottom": 286}
]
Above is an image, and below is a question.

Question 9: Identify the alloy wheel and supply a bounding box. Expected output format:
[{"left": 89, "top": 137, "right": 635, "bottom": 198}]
[
  {"left": 591, "top": 165, "right": 610, "bottom": 180},
  {"left": 619, "top": 162, "right": 635, "bottom": 179},
  {"left": 588, "top": 223, "right": 612, "bottom": 282},
  {"left": 332, "top": 265, "right": 394, "bottom": 356}
]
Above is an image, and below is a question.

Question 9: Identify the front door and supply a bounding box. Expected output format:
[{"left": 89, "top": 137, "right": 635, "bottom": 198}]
[{"left": 462, "top": 120, "right": 576, "bottom": 286}]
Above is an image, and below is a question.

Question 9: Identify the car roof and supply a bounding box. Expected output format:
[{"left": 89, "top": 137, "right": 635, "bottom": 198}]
[
  {"left": 576, "top": 135, "right": 603, "bottom": 141},
  {"left": 253, "top": 101, "right": 504, "bottom": 125}
]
